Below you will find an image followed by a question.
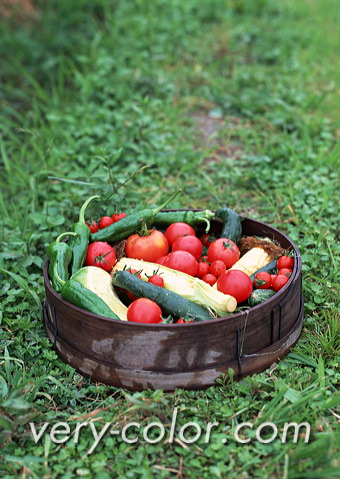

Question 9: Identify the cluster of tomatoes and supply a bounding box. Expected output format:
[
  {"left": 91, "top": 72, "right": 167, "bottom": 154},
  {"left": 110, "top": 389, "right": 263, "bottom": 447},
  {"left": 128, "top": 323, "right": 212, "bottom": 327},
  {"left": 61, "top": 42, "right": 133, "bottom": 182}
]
[
  {"left": 126, "top": 222, "right": 240, "bottom": 275},
  {"left": 253, "top": 255, "right": 294, "bottom": 292},
  {"left": 139, "top": 222, "right": 256, "bottom": 305},
  {"left": 86, "top": 213, "right": 127, "bottom": 233},
  {"left": 125, "top": 222, "right": 246, "bottom": 296}
]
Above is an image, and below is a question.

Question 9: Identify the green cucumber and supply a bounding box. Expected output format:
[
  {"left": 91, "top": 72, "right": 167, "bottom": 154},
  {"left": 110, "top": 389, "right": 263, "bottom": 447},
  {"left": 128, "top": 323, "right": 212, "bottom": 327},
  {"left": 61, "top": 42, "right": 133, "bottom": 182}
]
[
  {"left": 250, "top": 260, "right": 277, "bottom": 284},
  {"left": 61, "top": 280, "right": 120, "bottom": 319},
  {"left": 215, "top": 208, "right": 242, "bottom": 244},
  {"left": 54, "top": 266, "right": 121, "bottom": 320},
  {"left": 111, "top": 270, "right": 214, "bottom": 322},
  {"left": 248, "top": 289, "right": 276, "bottom": 307}
]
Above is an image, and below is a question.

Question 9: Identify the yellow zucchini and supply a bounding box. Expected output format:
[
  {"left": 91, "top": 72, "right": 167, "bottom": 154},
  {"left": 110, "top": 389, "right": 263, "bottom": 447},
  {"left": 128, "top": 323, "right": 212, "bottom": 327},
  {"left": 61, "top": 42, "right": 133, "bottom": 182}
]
[{"left": 113, "top": 257, "right": 237, "bottom": 316}]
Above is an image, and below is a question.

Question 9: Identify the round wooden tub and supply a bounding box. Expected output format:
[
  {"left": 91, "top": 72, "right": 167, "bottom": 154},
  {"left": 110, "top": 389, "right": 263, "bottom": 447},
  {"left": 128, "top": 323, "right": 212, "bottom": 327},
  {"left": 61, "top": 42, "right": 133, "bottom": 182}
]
[{"left": 43, "top": 214, "right": 303, "bottom": 391}]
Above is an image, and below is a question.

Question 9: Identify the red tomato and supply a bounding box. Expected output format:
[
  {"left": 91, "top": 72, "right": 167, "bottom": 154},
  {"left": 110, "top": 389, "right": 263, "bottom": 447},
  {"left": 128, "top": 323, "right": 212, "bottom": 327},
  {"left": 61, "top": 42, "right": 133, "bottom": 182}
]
[
  {"left": 202, "top": 273, "right": 217, "bottom": 286},
  {"left": 99, "top": 216, "right": 114, "bottom": 229},
  {"left": 277, "top": 255, "right": 294, "bottom": 270},
  {"left": 164, "top": 223, "right": 195, "bottom": 246},
  {"left": 148, "top": 275, "right": 164, "bottom": 287},
  {"left": 163, "top": 251, "right": 198, "bottom": 276},
  {"left": 217, "top": 270, "right": 252, "bottom": 303},
  {"left": 196, "top": 261, "right": 210, "bottom": 278},
  {"left": 210, "top": 260, "right": 226, "bottom": 278},
  {"left": 112, "top": 213, "right": 127, "bottom": 223},
  {"left": 200, "top": 233, "right": 216, "bottom": 248},
  {"left": 126, "top": 269, "right": 142, "bottom": 301},
  {"left": 207, "top": 238, "right": 240, "bottom": 268},
  {"left": 85, "top": 242, "right": 116, "bottom": 272},
  {"left": 126, "top": 230, "right": 169, "bottom": 263},
  {"left": 155, "top": 255, "right": 167, "bottom": 265},
  {"left": 271, "top": 274, "right": 277, "bottom": 285},
  {"left": 277, "top": 268, "right": 293, "bottom": 278},
  {"left": 272, "top": 274, "right": 289, "bottom": 291},
  {"left": 254, "top": 271, "right": 272, "bottom": 289},
  {"left": 176, "top": 318, "right": 193, "bottom": 324},
  {"left": 127, "top": 269, "right": 141, "bottom": 276},
  {"left": 86, "top": 221, "right": 99, "bottom": 234},
  {"left": 127, "top": 298, "right": 163, "bottom": 324},
  {"left": 172, "top": 235, "right": 203, "bottom": 260}
]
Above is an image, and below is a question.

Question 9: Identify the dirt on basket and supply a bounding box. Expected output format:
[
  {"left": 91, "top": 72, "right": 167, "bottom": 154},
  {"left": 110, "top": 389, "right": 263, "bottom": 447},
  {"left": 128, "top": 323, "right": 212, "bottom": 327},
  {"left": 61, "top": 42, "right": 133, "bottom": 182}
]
[
  {"left": 113, "top": 239, "right": 127, "bottom": 262},
  {"left": 238, "top": 237, "right": 285, "bottom": 258}
]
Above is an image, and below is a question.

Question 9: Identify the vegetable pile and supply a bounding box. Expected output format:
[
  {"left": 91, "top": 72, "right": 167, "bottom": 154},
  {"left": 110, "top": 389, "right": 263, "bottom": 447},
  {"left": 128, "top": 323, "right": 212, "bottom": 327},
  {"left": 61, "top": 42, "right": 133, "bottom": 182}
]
[{"left": 46, "top": 193, "right": 295, "bottom": 324}]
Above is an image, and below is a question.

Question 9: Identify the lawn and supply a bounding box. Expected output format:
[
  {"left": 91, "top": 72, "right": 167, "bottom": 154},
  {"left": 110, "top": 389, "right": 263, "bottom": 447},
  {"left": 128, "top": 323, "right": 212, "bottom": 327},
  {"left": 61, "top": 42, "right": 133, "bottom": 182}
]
[{"left": 0, "top": 0, "right": 339, "bottom": 477}]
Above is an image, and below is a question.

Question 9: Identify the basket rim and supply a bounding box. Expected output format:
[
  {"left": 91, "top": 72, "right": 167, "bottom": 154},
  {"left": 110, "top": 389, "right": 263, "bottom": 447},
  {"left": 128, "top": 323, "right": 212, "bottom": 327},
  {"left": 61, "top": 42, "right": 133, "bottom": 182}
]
[{"left": 43, "top": 215, "right": 302, "bottom": 328}]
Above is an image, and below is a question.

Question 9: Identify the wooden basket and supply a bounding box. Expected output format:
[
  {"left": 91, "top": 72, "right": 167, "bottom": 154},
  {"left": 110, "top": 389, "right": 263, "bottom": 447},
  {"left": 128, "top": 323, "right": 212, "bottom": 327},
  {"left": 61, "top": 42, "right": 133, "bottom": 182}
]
[{"left": 43, "top": 214, "right": 303, "bottom": 391}]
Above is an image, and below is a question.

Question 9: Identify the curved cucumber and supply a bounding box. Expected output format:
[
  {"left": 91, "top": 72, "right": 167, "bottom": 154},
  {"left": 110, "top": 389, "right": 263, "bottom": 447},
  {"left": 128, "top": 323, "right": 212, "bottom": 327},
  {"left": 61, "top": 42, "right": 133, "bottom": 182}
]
[
  {"left": 61, "top": 280, "right": 120, "bottom": 319},
  {"left": 215, "top": 208, "right": 242, "bottom": 244},
  {"left": 248, "top": 289, "right": 276, "bottom": 307},
  {"left": 112, "top": 270, "right": 214, "bottom": 322}
]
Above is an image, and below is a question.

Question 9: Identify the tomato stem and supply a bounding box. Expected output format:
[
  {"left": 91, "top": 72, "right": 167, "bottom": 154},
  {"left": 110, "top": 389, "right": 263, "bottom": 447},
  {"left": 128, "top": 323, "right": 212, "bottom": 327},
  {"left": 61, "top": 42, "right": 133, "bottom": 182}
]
[
  {"left": 223, "top": 241, "right": 239, "bottom": 254},
  {"left": 138, "top": 221, "right": 152, "bottom": 237},
  {"left": 94, "top": 250, "right": 113, "bottom": 266}
]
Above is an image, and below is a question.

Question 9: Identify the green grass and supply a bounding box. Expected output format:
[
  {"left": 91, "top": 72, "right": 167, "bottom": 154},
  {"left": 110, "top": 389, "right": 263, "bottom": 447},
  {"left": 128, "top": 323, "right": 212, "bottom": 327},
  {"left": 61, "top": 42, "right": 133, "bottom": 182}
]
[{"left": 0, "top": 0, "right": 339, "bottom": 477}]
